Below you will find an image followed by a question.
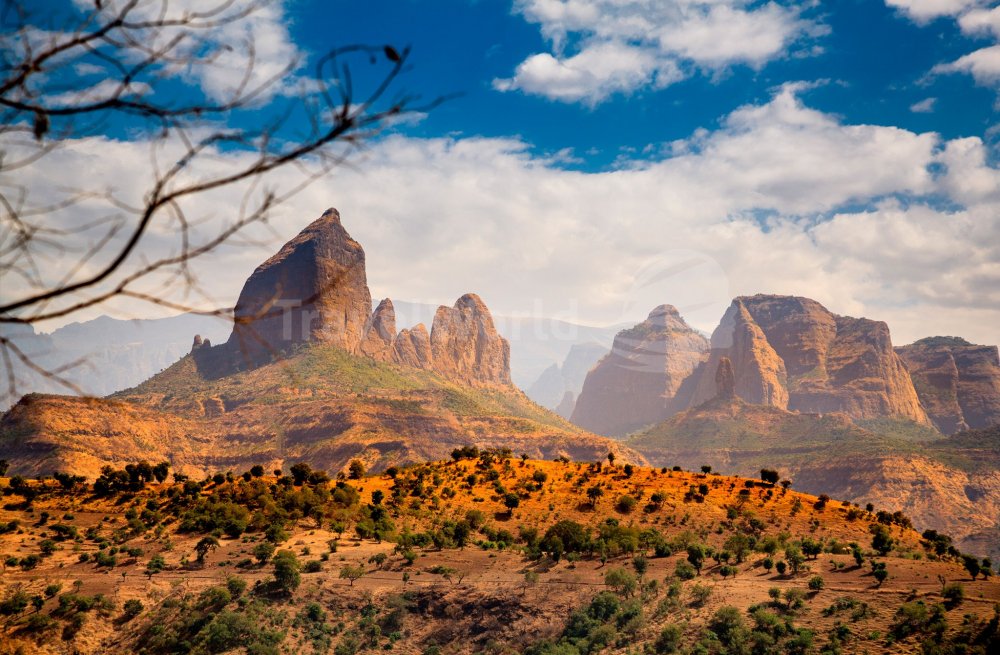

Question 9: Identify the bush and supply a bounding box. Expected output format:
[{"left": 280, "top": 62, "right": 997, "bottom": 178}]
[
  {"left": 615, "top": 495, "right": 637, "bottom": 514},
  {"left": 674, "top": 560, "right": 697, "bottom": 581},
  {"left": 272, "top": 550, "right": 301, "bottom": 593},
  {"left": 122, "top": 599, "right": 143, "bottom": 619},
  {"left": 941, "top": 582, "right": 964, "bottom": 608},
  {"left": 690, "top": 584, "right": 712, "bottom": 607},
  {"left": 808, "top": 575, "right": 824, "bottom": 591},
  {"left": 604, "top": 567, "right": 637, "bottom": 597},
  {"left": 654, "top": 624, "right": 682, "bottom": 654}
]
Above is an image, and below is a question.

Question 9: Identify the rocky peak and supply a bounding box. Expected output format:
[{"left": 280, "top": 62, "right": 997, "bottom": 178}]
[
  {"left": 897, "top": 337, "right": 1000, "bottom": 433},
  {"left": 225, "top": 208, "right": 372, "bottom": 358},
  {"left": 688, "top": 295, "right": 929, "bottom": 425},
  {"left": 359, "top": 298, "right": 396, "bottom": 362},
  {"left": 392, "top": 323, "right": 433, "bottom": 369},
  {"left": 430, "top": 294, "right": 511, "bottom": 386},
  {"left": 570, "top": 305, "right": 708, "bottom": 436}
]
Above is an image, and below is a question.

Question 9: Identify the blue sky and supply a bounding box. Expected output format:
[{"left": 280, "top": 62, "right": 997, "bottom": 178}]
[
  {"left": 298, "top": 0, "right": 998, "bottom": 170},
  {"left": 6, "top": 0, "right": 1000, "bottom": 350}
]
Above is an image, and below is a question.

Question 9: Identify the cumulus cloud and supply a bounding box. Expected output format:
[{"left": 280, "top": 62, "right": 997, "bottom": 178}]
[
  {"left": 495, "top": 0, "right": 821, "bottom": 103},
  {"left": 935, "top": 44, "right": 1000, "bottom": 85},
  {"left": 8, "top": 85, "right": 999, "bottom": 350},
  {"left": 890, "top": 1, "right": 1000, "bottom": 91}
]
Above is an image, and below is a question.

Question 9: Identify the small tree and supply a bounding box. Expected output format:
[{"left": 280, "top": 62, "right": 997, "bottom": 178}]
[
  {"left": 349, "top": 460, "right": 366, "bottom": 480},
  {"left": 254, "top": 541, "right": 276, "bottom": 565},
  {"left": 871, "top": 525, "right": 895, "bottom": 556},
  {"left": 273, "top": 550, "right": 302, "bottom": 593},
  {"left": 503, "top": 492, "right": 520, "bottom": 516},
  {"left": 250, "top": 465, "right": 265, "bottom": 478},
  {"left": 604, "top": 567, "right": 637, "bottom": 597},
  {"left": 784, "top": 545, "right": 805, "bottom": 574},
  {"left": 146, "top": 554, "right": 166, "bottom": 579},
  {"left": 195, "top": 536, "right": 219, "bottom": 565},
  {"left": 586, "top": 485, "right": 604, "bottom": 509},
  {"left": 963, "top": 555, "right": 981, "bottom": 581},
  {"left": 340, "top": 564, "right": 366, "bottom": 587},
  {"left": 700, "top": 465, "right": 712, "bottom": 475},
  {"left": 687, "top": 544, "right": 706, "bottom": 575},
  {"left": 760, "top": 469, "right": 780, "bottom": 485}
]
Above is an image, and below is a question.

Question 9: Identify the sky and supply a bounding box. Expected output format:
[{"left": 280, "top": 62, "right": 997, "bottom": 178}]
[{"left": 4, "top": 0, "right": 1000, "bottom": 348}]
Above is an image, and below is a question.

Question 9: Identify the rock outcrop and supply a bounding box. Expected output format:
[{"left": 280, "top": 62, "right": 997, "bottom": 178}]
[
  {"left": 226, "top": 208, "right": 372, "bottom": 359},
  {"left": 688, "top": 295, "right": 930, "bottom": 425},
  {"left": 897, "top": 337, "right": 1000, "bottom": 433},
  {"left": 570, "top": 305, "right": 708, "bottom": 436},
  {"left": 430, "top": 294, "right": 512, "bottom": 386},
  {"left": 392, "top": 324, "right": 433, "bottom": 369},
  {"left": 193, "top": 208, "right": 513, "bottom": 387},
  {"left": 359, "top": 298, "right": 397, "bottom": 362},
  {"left": 690, "top": 300, "right": 788, "bottom": 409}
]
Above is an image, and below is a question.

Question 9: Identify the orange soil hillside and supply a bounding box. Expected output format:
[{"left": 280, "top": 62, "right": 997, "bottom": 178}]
[{"left": 2, "top": 456, "right": 995, "bottom": 654}]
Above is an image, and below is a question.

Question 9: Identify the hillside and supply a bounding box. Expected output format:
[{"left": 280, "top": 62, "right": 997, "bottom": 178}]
[
  {"left": 0, "top": 343, "right": 640, "bottom": 480},
  {"left": 627, "top": 398, "right": 1000, "bottom": 559},
  {"left": 0, "top": 457, "right": 996, "bottom": 654}
]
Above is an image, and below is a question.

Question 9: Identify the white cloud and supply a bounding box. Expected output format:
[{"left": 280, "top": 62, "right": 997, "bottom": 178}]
[
  {"left": 959, "top": 6, "right": 1000, "bottom": 36},
  {"left": 70, "top": 0, "right": 301, "bottom": 104},
  {"left": 5, "top": 85, "right": 999, "bottom": 350},
  {"left": 890, "top": 1, "right": 1000, "bottom": 91},
  {"left": 493, "top": 41, "right": 683, "bottom": 103},
  {"left": 885, "top": 0, "right": 981, "bottom": 21},
  {"left": 497, "top": 0, "right": 820, "bottom": 103},
  {"left": 935, "top": 44, "right": 1000, "bottom": 85},
  {"left": 910, "top": 97, "right": 937, "bottom": 112}
]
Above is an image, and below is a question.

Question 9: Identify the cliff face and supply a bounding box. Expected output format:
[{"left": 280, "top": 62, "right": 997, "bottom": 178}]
[
  {"left": 688, "top": 295, "right": 930, "bottom": 425},
  {"left": 570, "top": 305, "right": 708, "bottom": 436},
  {"left": 227, "top": 208, "right": 372, "bottom": 357},
  {"left": 429, "top": 294, "right": 512, "bottom": 387},
  {"left": 897, "top": 337, "right": 1000, "bottom": 433},
  {"left": 359, "top": 298, "right": 397, "bottom": 362}
]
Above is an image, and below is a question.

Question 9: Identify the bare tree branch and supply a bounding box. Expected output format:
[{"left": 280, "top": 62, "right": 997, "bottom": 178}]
[{"left": 0, "top": 0, "right": 440, "bottom": 404}]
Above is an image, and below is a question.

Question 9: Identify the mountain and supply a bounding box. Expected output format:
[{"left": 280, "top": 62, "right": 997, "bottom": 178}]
[
  {"left": 628, "top": 391, "right": 1000, "bottom": 558},
  {"left": 687, "top": 295, "right": 930, "bottom": 425},
  {"left": 0, "top": 208, "right": 638, "bottom": 478},
  {"left": 0, "top": 314, "right": 229, "bottom": 408},
  {"left": 896, "top": 336, "right": 1000, "bottom": 433},
  {"left": 570, "top": 305, "right": 708, "bottom": 436},
  {"left": 525, "top": 342, "right": 608, "bottom": 415}
]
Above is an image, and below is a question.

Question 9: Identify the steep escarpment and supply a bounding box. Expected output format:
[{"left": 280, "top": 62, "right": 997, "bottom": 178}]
[
  {"left": 570, "top": 305, "right": 708, "bottom": 437},
  {"left": 897, "top": 336, "right": 1000, "bottom": 433},
  {"left": 688, "top": 295, "right": 930, "bottom": 425}
]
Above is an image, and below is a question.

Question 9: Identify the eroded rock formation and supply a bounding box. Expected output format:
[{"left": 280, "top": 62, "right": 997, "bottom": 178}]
[
  {"left": 897, "top": 337, "right": 1000, "bottom": 433},
  {"left": 570, "top": 305, "right": 708, "bottom": 436}
]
